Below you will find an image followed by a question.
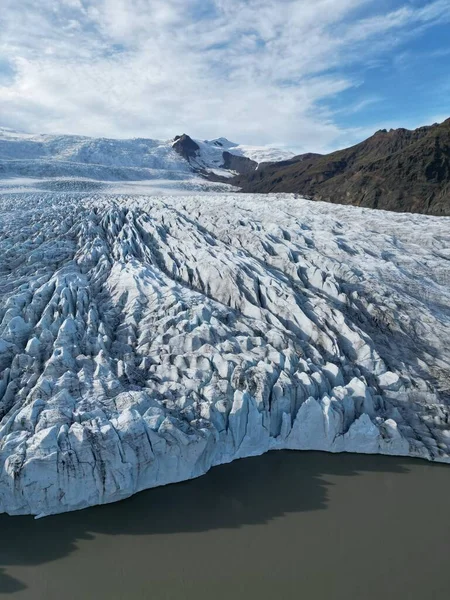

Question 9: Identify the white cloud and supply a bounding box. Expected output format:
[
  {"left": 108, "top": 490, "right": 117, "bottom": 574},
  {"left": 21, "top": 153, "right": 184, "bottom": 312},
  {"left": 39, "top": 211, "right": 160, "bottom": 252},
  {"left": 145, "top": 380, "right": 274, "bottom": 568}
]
[{"left": 0, "top": 0, "right": 449, "bottom": 152}]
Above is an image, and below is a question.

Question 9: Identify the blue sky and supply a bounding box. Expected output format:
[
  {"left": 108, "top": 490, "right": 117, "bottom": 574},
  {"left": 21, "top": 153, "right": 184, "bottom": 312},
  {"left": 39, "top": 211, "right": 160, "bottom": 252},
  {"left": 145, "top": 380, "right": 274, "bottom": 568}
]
[
  {"left": 0, "top": 0, "right": 449, "bottom": 153},
  {"left": 321, "top": 12, "right": 450, "bottom": 134}
]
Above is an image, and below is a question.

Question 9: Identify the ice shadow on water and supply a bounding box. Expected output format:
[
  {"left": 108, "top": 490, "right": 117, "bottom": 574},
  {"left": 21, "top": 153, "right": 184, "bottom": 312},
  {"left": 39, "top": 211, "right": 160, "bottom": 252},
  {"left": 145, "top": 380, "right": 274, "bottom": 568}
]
[
  {"left": 0, "top": 569, "right": 26, "bottom": 595},
  {"left": 1, "top": 450, "right": 445, "bottom": 595}
]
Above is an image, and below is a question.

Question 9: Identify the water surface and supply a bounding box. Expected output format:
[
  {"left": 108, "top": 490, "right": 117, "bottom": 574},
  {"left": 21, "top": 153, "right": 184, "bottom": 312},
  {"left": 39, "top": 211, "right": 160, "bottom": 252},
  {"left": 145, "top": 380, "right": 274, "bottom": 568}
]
[{"left": 1, "top": 451, "right": 449, "bottom": 599}]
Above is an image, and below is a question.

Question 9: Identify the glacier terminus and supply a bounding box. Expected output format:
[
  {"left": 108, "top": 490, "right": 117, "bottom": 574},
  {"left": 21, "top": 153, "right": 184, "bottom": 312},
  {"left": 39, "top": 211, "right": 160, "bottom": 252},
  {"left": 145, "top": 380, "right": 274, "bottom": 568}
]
[{"left": 0, "top": 130, "right": 449, "bottom": 517}]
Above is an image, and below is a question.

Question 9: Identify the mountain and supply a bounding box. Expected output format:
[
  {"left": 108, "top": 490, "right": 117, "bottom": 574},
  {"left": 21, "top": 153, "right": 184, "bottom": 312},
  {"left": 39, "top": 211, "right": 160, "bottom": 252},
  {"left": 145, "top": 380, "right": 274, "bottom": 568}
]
[
  {"left": 173, "top": 134, "right": 294, "bottom": 166},
  {"left": 0, "top": 128, "right": 293, "bottom": 186},
  {"left": 3, "top": 121, "right": 450, "bottom": 215},
  {"left": 235, "top": 119, "right": 450, "bottom": 215}
]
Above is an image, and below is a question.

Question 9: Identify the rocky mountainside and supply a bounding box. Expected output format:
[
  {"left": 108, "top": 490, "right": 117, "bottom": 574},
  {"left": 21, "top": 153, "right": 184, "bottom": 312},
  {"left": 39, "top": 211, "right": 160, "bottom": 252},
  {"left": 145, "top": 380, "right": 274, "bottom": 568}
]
[{"left": 235, "top": 119, "right": 450, "bottom": 215}]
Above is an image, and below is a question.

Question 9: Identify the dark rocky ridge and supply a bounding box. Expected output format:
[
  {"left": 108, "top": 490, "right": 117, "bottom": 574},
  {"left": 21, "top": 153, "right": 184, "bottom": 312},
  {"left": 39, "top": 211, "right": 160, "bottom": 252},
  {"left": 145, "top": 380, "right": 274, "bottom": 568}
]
[
  {"left": 233, "top": 119, "right": 450, "bottom": 215},
  {"left": 221, "top": 151, "right": 257, "bottom": 175},
  {"left": 172, "top": 134, "right": 200, "bottom": 162}
]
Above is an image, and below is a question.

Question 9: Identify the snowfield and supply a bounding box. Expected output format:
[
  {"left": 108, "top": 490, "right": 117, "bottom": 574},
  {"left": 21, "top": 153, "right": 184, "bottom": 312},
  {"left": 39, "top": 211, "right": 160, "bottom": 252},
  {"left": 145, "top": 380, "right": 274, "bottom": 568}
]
[{"left": 1, "top": 191, "right": 450, "bottom": 517}]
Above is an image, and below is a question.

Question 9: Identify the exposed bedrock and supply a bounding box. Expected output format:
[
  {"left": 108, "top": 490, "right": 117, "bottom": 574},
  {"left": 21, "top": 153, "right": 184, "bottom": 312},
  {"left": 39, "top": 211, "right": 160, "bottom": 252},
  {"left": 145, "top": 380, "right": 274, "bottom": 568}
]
[
  {"left": 0, "top": 192, "right": 449, "bottom": 516},
  {"left": 172, "top": 134, "right": 201, "bottom": 162},
  {"left": 220, "top": 151, "right": 257, "bottom": 175}
]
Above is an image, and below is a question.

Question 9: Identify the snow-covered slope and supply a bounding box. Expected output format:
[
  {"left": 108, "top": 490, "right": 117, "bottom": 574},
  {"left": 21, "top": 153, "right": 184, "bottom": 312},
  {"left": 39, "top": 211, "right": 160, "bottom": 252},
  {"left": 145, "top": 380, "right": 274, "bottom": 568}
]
[
  {"left": 0, "top": 190, "right": 449, "bottom": 517},
  {"left": 0, "top": 128, "right": 293, "bottom": 184},
  {"left": 0, "top": 129, "right": 191, "bottom": 182},
  {"left": 187, "top": 137, "right": 294, "bottom": 172}
]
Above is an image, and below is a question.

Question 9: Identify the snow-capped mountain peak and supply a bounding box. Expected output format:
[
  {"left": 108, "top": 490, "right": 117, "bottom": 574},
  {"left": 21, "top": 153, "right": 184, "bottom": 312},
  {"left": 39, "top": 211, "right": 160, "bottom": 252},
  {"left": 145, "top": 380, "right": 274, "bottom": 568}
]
[
  {"left": 207, "top": 137, "right": 239, "bottom": 149},
  {"left": 172, "top": 133, "right": 295, "bottom": 177}
]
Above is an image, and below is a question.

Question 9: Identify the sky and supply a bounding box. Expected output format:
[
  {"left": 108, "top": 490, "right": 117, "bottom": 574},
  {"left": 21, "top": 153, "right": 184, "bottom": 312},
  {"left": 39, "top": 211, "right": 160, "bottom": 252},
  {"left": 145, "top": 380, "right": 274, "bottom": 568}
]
[{"left": 0, "top": 0, "right": 449, "bottom": 153}]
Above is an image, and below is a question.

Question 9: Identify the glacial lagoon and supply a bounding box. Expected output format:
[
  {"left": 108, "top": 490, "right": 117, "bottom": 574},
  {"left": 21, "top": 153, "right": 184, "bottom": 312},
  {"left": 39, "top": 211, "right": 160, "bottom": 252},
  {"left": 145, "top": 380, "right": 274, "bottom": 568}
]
[{"left": 1, "top": 451, "right": 450, "bottom": 600}]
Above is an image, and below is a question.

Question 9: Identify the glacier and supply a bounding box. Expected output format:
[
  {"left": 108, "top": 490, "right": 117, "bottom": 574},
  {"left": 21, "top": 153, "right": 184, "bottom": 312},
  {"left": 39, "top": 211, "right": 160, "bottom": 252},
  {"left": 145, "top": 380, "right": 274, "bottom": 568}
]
[
  {"left": 0, "top": 127, "right": 293, "bottom": 183},
  {"left": 0, "top": 189, "right": 449, "bottom": 517}
]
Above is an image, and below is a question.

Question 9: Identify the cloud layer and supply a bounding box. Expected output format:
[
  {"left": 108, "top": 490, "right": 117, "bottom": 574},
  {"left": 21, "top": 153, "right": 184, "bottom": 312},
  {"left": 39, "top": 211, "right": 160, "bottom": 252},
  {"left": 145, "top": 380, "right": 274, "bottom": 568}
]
[{"left": 1, "top": 0, "right": 449, "bottom": 151}]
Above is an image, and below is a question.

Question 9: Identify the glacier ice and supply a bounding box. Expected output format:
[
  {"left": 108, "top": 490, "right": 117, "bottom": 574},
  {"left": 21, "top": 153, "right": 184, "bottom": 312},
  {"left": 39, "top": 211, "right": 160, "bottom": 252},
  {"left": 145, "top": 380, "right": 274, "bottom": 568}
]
[
  {"left": 0, "top": 128, "right": 292, "bottom": 184},
  {"left": 0, "top": 191, "right": 449, "bottom": 517}
]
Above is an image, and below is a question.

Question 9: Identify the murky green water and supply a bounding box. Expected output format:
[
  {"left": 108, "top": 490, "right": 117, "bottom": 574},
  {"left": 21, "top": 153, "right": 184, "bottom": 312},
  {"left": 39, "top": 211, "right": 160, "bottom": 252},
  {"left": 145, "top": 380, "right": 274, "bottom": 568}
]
[{"left": 1, "top": 451, "right": 450, "bottom": 600}]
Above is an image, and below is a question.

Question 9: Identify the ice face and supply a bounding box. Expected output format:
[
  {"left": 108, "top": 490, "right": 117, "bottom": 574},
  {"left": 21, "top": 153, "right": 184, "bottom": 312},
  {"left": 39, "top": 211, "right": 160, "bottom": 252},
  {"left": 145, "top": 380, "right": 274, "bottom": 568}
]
[{"left": 0, "top": 191, "right": 449, "bottom": 517}]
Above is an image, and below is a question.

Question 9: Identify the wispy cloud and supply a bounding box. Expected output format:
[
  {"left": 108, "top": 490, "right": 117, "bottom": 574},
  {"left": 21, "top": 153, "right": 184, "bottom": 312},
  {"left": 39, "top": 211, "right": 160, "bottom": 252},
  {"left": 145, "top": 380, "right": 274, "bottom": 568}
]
[{"left": 0, "top": 0, "right": 449, "bottom": 151}]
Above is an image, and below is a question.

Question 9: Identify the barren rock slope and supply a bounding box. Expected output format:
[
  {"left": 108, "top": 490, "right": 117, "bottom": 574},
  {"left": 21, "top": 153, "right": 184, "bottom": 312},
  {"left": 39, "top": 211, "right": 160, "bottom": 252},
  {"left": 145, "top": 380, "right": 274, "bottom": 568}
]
[{"left": 237, "top": 118, "right": 450, "bottom": 215}]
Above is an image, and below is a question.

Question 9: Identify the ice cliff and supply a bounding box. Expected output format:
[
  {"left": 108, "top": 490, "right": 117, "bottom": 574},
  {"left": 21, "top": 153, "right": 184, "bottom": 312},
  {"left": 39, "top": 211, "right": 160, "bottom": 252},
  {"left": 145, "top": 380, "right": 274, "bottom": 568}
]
[{"left": 0, "top": 192, "right": 449, "bottom": 516}]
